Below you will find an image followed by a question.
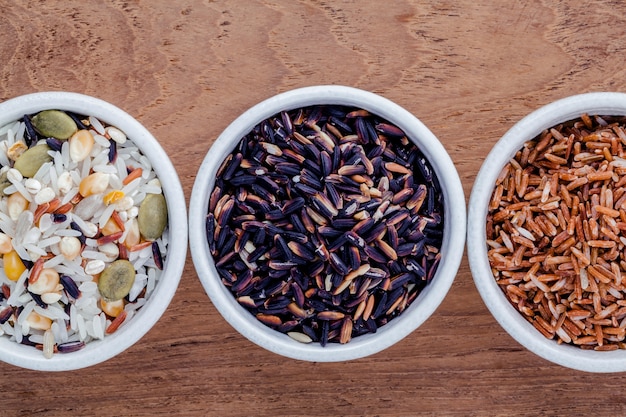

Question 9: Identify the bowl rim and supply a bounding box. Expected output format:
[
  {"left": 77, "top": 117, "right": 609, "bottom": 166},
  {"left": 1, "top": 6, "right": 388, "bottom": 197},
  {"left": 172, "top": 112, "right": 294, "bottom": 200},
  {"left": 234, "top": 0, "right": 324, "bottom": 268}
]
[
  {"left": 189, "top": 85, "right": 466, "bottom": 362},
  {"left": 467, "top": 91, "right": 626, "bottom": 373},
  {"left": 0, "top": 91, "right": 187, "bottom": 371}
]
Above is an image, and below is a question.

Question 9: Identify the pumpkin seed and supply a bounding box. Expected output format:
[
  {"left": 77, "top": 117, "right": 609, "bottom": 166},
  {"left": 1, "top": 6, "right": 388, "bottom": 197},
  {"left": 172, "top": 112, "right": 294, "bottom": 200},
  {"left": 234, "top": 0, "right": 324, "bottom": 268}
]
[
  {"left": 13, "top": 144, "right": 53, "bottom": 178},
  {"left": 0, "top": 171, "right": 11, "bottom": 194},
  {"left": 31, "top": 110, "right": 77, "bottom": 140},
  {"left": 98, "top": 259, "right": 136, "bottom": 301},
  {"left": 138, "top": 193, "right": 168, "bottom": 240}
]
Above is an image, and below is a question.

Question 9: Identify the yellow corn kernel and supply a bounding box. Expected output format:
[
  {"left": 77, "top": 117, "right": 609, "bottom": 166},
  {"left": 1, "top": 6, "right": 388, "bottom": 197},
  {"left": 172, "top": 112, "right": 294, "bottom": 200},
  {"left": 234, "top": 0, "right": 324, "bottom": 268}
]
[
  {"left": 100, "top": 298, "right": 125, "bottom": 317},
  {"left": 59, "top": 236, "right": 81, "bottom": 260},
  {"left": 103, "top": 190, "right": 125, "bottom": 206},
  {"left": 124, "top": 218, "right": 140, "bottom": 248},
  {"left": 28, "top": 268, "right": 60, "bottom": 295},
  {"left": 69, "top": 129, "right": 95, "bottom": 162},
  {"left": 79, "top": 172, "right": 109, "bottom": 197},
  {"left": 7, "top": 141, "right": 28, "bottom": 161},
  {"left": 4, "top": 250, "right": 26, "bottom": 281},
  {"left": 101, "top": 217, "right": 122, "bottom": 236},
  {"left": 7, "top": 192, "right": 29, "bottom": 221},
  {"left": 41, "top": 292, "right": 63, "bottom": 304},
  {"left": 0, "top": 232, "right": 13, "bottom": 254},
  {"left": 26, "top": 311, "right": 52, "bottom": 331}
]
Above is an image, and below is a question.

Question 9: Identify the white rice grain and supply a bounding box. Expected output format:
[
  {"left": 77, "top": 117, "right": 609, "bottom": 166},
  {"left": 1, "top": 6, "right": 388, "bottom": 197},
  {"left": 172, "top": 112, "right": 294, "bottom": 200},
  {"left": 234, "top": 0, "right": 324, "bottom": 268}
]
[
  {"left": 34, "top": 161, "right": 53, "bottom": 184},
  {"left": 48, "top": 165, "right": 59, "bottom": 195},
  {"left": 115, "top": 156, "right": 127, "bottom": 181},
  {"left": 128, "top": 274, "right": 147, "bottom": 302},
  {"left": 81, "top": 250, "right": 110, "bottom": 262},
  {"left": 15, "top": 123, "right": 25, "bottom": 143},
  {"left": 61, "top": 140, "right": 71, "bottom": 168},
  {"left": 89, "top": 116, "right": 105, "bottom": 135},
  {"left": 69, "top": 170, "right": 82, "bottom": 189},
  {"left": 17, "top": 302, "right": 35, "bottom": 326},
  {"left": 17, "top": 293, "right": 33, "bottom": 304},
  {"left": 93, "top": 134, "right": 110, "bottom": 148},
  {"left": 146, "top": 267, "right": 156, "bottom": 298},
  {"left": 61, "top": 187, "right": 79, "bottom": 205},
  {"left": 93, "top": 164, "right": 117, "bottom": 174},
  {"left": 74, "top": 295, "right": 97, "bottom": 313},
  {"left": 11, "top": 181, "right": 33, "bottom": 202},
  {"left": 70, "top": 304, "right": 78, "bottom": 331},
  {"left": 54, "top": 229, "right": 82, "bottom": 237},
  {"left": 23, "top": 243, "right": 47, "bottom": 257},
  {"left": 13, "top": 244, "right": 30, "bottom": 264},
  {"left": 0, "top": 220, "right": 15, "bottom": 237},
  {"left": 6, "top": 128, "right": 14, "bottom": 146},
  {"left": 55, "top": 318, "right": 69, "bottom": 343},
  {"left": 80, "top": 157, "right": 91, "bottom": 180},
  {"left": 139, "top": 155, "right": 152, "bottom": 174},
  {"left": 91, "top": 152, "right": 109, "bottom": 168},
  {"left": 51, "top": 322, "right": 61, "bottom": 343},
  {"left": 54, "top": 150, "right": 66, "bottom": 177},
  {"left": 7, "top": 271, "right": 28, "bottom": 306},
  {"left": 98, "top": 204, "right": 116, "bottom": 227},
  {"left": 76, "top": 314, "right": 87, "bottom": 340},
  {"left": 35, "top": 305, "right": 69, "bottom": 321},
  {"left": 14, "top": 328, "right": 23, "bottom": 343},
  {"left": 78, "top": 281, "right": 98, "bottom": 294},
  {"left": 0, "top": 323, "right": 13, "bottom": 336},
  {"left": 43, "top": 254, "right": 65, "bottom": 269},
  {"left": 92, "top": 313, "right": 104, "bottom": 340},
  {"left": 140, "top": 185, "right": 162, "bottom": 195},
  {"left": 37, "top": 236, "right": 61, "bottom": 248},
  {"left": 22, "top": 227, "right": 42, "bottom": 245},
  {"left": 70, "top": 215, "right": 97, "bottom": 238},
  {"left": 121, "top": 177, "right": 142, "bottom": 196}
]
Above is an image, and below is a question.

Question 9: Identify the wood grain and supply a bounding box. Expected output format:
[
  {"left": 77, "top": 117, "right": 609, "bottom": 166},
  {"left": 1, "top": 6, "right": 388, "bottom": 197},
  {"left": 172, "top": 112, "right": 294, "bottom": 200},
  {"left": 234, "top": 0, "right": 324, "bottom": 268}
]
[{"left": 1, "top": 0, "right": 626, "bottom": 415}]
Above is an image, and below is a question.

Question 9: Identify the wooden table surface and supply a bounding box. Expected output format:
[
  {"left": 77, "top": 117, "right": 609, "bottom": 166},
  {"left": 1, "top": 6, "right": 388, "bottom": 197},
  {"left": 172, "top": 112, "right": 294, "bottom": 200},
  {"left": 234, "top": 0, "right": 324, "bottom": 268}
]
[{"left": 1, "top": 1, "right": 626, "bottom": 415}]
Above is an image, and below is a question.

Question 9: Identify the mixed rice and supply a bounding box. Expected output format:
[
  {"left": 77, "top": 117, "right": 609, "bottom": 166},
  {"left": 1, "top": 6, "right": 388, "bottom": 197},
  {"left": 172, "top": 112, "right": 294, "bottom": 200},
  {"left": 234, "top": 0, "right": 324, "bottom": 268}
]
[{"left": 0, "top": 110, "right": 168, "bottom": 358}]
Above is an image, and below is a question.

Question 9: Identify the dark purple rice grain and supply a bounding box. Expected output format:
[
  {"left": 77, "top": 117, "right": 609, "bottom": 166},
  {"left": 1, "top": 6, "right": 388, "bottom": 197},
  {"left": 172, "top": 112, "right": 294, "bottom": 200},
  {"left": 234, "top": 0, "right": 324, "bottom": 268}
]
[
  {"left": 57, "top": 341, "right": 85, "bottom": 353},
  {"left": 20, "top": 338, "right": 38, "bottom": 347},
  {"left": 375, "top": 122, "right": 405, "bottom": 138},
  {"left": 320, "top": 320, "right": 330, "bottom": 347},
  {"left": 29, "top": 292, "right": 47, "bottom": 309},
  {"left": 23, "top": 115, "right": 37, "bottom": 147},
  {"left": 66, "top": 112, "right": 88, "bottom": 130},
  {"left": 69, "top": 221, "right": 87, "bottom": 245},
  {"left": 46, "top": 137, "right": 64, "bottom": 152},
  {"left": 278, "top": 320, "right": 299, "bottom": 333},
  {"left": 52, "top": 213, "right": 67, "bottom": 223},
  {"left": 108, "top": 140, "right": 117, "bottom": 163},
  {"left": 152, "top": 241, "right": 164, "bottom": 270},
  {"left": 301, "top": 323, "right": 318, "bottom": 341}
]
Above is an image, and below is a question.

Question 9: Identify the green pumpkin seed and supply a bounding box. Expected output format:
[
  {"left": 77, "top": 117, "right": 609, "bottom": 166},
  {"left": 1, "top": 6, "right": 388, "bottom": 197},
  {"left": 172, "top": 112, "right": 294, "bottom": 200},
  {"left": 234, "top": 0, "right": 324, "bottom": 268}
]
[
  {"left": 31, "top": 110, "right": 77, "bottom": 140},
  {"left": 13, "top": 145, "right": 53, "bottom": 178},
  {"left": 138, "top": 193, "right": 168, "bottom": 240},
  {"left": 98, "top": 259, "right": 136, "bottom": 301},
  {"left": 0, "top": 171, "right": 11, "bottom": 194}
]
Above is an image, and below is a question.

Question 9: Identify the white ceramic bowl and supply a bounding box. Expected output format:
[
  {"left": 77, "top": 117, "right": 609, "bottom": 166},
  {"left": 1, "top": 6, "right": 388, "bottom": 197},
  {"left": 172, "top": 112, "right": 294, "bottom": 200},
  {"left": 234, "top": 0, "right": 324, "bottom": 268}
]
[
  {"left": 189, "top": 85, "right": 466, "bottom": 362},
  {"left": 0, "top": 92, "right": 187, "bottom": 371},
  {"left": 468, "top": 92, "right": 626, "bottom": 372}
]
